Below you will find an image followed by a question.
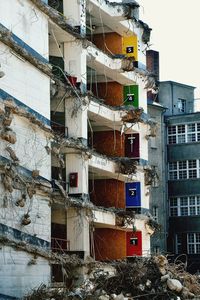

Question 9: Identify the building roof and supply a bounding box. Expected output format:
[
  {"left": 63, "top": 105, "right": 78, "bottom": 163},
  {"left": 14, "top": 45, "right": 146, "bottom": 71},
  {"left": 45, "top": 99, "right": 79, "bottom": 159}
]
[{"left": 160, "top": 81, "right": 196, "bottom": 89}]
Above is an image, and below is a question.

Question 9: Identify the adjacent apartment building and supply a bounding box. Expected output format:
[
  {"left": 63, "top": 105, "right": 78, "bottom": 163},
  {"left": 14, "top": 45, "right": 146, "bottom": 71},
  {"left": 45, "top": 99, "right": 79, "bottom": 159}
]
[
  {"left": 0, "top": 0, "right": 157, "bottom": 298},
  {"left": 146, "top": 50, "right": 168, "bottom": 254},
  {"left": 160, "top": 81, "right": 200, "bottom": 273},
  {"left": 146, "top": 50, "right": 200, "bottom": 271}
]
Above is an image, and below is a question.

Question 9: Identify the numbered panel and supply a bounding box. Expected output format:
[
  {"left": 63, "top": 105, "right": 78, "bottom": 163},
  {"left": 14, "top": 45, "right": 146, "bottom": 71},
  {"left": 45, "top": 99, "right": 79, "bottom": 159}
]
[
  {"left": 126, "top": 231, "right": 142, "bottom": 256},
  {"left": 126, "top": 182, "right": 141, "bottom": 207},
  {"left": 123, "top": 85, "right": 139, "bottom": 107},
  {"left": 122, "top": 36, "right": 138, "bottom": 60},
  {"left": 125, "top": 133, "right": 140, "bottom": 158}
]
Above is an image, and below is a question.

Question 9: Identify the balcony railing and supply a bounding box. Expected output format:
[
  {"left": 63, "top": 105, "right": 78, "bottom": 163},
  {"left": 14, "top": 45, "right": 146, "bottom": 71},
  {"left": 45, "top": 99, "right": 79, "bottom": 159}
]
[
  {"left": 51, "top": 179, "right": 69, "bottom": 192},
  {"left": 51, "top": 120, "right": 68, "bottom": 137},
  {"left": 51, "top": 237, "right": 70, "bottom": 253}
]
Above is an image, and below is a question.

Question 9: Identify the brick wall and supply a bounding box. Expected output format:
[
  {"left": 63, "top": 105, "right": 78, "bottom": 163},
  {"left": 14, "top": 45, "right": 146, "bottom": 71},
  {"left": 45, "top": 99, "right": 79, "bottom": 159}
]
[
  {"left": 94, "top": 228, "right": 126, "bottom": 260},
  {"left": 93, "top": 130, "right": 125, "bottom": 157},
  {"left": 89, "top": 179, "right": 125, "bottom": 208},
  {"left": 146, "top": 50, "right": 159, "bottom": 103},
  {"left": 91, "top": 82, "right": 124, "bottom": 106},
  {"left": 146, "top": 50, "right": 159, "bottom": 81}
]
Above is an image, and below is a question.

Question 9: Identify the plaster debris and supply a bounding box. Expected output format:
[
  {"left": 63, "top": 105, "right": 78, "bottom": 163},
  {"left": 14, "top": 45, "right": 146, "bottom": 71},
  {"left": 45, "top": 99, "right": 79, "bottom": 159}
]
[
  {"left": 5, "top": 146, "right": 20, "bottom": 164},
  {"left": 32, "top": 170, "right": 40, "bottom": 178},
  {"left": 27, "top": 184, "right": 37, "bottom": 199},
  {"left": 121, "top": 107, "right": 143, "bottom": 124},
  {"left": 0, "top": 101, "right": 5, "bottom": 114},
  {"left": 1, "top": 127, "right": 17, "bottom": 144},
  {"left": 2, "top": 173, "right": 14, "bottom": 193},
  {"left": 21, "top": 213, "right": 31, "bottom": 225},
  {"left": 121, "top": 57, "right": 134, "bottom": 72},
  {"left": 167, "top": 279, "right": 183, "bottom": 293},
  {"left": 144, "top": 165, "right": 159, "bottom": 186},
  {"left": 15, "top": 194, "right": 26, "bottom": 207},
  {"left": 22, "top": 255, "right": 200, "bottom": 299},
  {"left": 119, "top": 158, "right": 137, "bottom": 175},
  {"left": 0, "top": 98, "right": 52, "bottom": 133},
  {"left": 29, "top": 0, "right": 84, "bottom": 39}
]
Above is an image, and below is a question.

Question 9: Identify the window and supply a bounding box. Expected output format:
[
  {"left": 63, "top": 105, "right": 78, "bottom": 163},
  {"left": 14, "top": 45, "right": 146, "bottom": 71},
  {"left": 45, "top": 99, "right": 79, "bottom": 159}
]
[
  {"left": 169, "top": 162, "right": 178, "bottom": 180},
  {"left": 188, "top": 233, "right": 200, "bottom": 254},
  {"left": 152, "top": 206, "right": 158, "bottom": 222},
  {"left": 176, "top": 234, "right": 182, "bottom": 254},
  {"left": 177, "top": 125, "right": 186, "bottom": 143},
  {"left": 169, "top": 196, "right": 200, "bottom": 216},
  {"left": 168, "top": 160, "right": 199, "bottom": 180},
  {"left": 177, "top": 98, "right": 186, "bottom": 113},
  {"left": 153, "top": 246, "right": 160, "bottom": 254},
  {"left": 179, "top": 161, "right": 187, "bottom": 179},
  {"left": 150, "top": 137, "right": 157, "bottom": 149},
  {"left": 168, "top": 125, "right": 177, "bottom": 144},
  {"left": 168, "top": 123, "right": 200, "bottom": 144}
]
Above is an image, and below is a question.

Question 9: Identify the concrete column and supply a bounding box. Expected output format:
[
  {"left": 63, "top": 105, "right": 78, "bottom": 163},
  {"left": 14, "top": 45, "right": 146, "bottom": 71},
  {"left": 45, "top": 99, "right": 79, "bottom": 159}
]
[
  {"left": 66, "top": 153, "right": 88, "bottom": 195},
  {"left": 63, "top": 0, "right": 86, "bottom": 93},
  {"left": 64, "top": 42, "right": 87, "bottom": 93},
  {"left": 67, "top": 207, "right": 90, "bottom": 257},
  {"left": 65, "top": 97, "right": 88, "bottom": 143},
  {"left": 65, "top": 96, "right": 88, "bottom": 195},
  {"left": 63, "top": 0, "right": 86, "bottom": 35}
]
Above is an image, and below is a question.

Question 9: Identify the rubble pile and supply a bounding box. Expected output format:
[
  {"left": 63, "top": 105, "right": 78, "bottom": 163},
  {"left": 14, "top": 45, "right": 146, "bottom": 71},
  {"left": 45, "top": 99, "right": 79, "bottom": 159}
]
[{"left": 23, "top": 255, "right": 200, "bottom": 300}]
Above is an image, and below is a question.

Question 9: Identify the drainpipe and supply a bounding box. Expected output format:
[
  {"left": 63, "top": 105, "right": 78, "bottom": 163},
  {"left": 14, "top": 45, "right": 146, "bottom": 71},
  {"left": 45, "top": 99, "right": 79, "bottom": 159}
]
[
  {"left": 161, "top": 107, "right": 168, "bottom": 251},
  {"left": 171, "top": 82, "right": 174, "bottom": 115}
]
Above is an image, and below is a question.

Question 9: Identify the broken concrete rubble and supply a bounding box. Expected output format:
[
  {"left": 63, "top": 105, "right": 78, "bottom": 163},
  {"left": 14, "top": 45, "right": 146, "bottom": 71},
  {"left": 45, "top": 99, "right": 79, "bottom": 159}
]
[
  {"left": 144, "top": 165, "right": 159, "bottom": 186},
  {"left": 29, "top": 0, "right": 84, "bottom": 39},
  {"left": 22, "top": 255, "right": 200, "bottom": 299},
  {"left": 0, "top": 98, "right": 52, "bottom": 133}
]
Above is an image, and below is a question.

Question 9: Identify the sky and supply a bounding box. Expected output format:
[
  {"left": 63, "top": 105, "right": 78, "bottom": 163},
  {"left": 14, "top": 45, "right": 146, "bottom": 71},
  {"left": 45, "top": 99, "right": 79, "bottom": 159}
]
[{"left": 139, "top": 0, "right": 200, "bottom": 99}]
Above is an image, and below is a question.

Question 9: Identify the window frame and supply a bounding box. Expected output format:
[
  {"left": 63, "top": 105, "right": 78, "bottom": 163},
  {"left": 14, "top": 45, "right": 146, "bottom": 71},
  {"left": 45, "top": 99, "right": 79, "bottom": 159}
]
[
  {"left": 169, "top": 195, "right": 200, "bottom": 216},
  {"left": 177, "top": 98, "right": 186, "bottom": 113},
  {"left": 168, "top": 123, "right": 200, "bottom": 145},
  {"left": 168, "top": 160, "right": 200, "bottom": 180},
  {"left": 188, "top": 233, "right": 200, "bottom": 254}
]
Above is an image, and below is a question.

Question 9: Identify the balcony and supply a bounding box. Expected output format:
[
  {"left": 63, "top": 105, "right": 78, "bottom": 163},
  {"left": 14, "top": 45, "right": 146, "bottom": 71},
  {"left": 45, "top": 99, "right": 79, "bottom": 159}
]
[
  {"left": 87, "top": 0, "right": 139, "bottom": 36},
  {"left": 51, "top": 237, "right": 70, "bottom": 253}
]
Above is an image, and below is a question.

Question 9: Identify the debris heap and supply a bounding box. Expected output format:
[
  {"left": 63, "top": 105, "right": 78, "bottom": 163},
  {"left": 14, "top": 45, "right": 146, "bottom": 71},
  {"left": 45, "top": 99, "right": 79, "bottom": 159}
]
[{"left": 24, "top": 255, "right": 200, "bottom": 300}]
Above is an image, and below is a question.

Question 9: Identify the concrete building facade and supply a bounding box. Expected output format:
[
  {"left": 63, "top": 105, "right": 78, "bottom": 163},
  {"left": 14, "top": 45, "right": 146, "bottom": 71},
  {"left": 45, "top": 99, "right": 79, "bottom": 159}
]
[
  {"left": 161, "top": 81, "right": 200, "bottom": 273},
  {"left": 0, "top": 0, "right": 158, "bottom": 298},
  {"left": 146, "top": 50, "right": 167, "bottom": 254}
]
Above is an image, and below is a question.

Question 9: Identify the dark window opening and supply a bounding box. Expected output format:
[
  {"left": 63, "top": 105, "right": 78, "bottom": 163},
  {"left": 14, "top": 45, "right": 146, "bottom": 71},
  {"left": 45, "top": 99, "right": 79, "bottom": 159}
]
[{"left": 48, "top": 0, "right": 63, "bottom": 14}]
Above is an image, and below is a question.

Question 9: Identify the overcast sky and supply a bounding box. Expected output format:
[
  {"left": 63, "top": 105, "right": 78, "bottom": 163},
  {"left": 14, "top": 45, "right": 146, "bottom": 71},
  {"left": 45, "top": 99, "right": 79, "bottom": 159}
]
[{"left": 139, "top": 0, "right": 200, "bottom": 99}]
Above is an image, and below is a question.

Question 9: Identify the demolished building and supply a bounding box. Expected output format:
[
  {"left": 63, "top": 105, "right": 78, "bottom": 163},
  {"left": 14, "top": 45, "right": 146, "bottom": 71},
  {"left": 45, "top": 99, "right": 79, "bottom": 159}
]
[{"left": 0, "top": 0, "right": 159, "bottom": 298}]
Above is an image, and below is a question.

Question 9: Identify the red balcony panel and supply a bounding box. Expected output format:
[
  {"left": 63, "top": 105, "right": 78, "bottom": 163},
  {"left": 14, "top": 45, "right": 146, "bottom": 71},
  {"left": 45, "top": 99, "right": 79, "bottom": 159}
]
[
  {"left": 126, "top": 231, "right": 142, "bottom": 256},
  {"left": 125, "top": 133, "right": 140, "bottom": 158}
]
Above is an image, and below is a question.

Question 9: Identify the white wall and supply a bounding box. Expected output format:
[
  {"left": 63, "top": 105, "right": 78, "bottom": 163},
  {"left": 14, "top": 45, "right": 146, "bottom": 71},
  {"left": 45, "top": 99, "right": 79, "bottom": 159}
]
[
  {"left": 134, "top": 218, "right": 151, "bottom": 256},
  {"left": 135, "top": 27, "right": 147, "bottom": 68},
  {"left": 0, "top": 0, "right": 49, "bottom": 58},
  {"left": 65, "top": 97, "right": 88, "bottom": 139},
  {"left": 139, "top": 123, "right": 148, "bottom": 161},
  {"left": 0, "top": 115, "right": 51, "bottom": 180},
  {"left": 66, "top": 153, "right": 88, "bottom": 195},
  {"left": 0, "top": 246, "right": 50, "bottom": 298},
  {"left": 63, "top": 0, "right": 86, "bottom": 29},
  {"left": 67, "top": 207, "right": 90, "bottom": 256},
  {"left": 64, "top": 42, "right": 87, "bottom": 84},
  {"left": 0, "top": 42, "right": 50, "bottom": 119},
  {"left": 49, "top": 41, "right": 64, "bottom": 57},
  {"left": 0, "top": 184, "right": 51, "bottom": 241}
]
